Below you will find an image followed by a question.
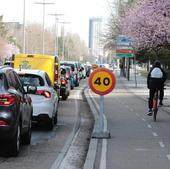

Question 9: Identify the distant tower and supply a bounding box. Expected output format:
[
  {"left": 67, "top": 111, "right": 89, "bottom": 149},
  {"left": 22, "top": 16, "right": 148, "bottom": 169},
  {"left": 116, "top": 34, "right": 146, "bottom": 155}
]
[{"left": 88, "top": 17, "right": 103, "bottom": 63}]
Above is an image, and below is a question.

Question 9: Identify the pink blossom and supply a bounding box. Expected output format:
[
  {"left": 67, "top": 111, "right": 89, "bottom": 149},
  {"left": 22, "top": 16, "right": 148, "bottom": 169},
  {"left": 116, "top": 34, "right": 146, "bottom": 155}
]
[{"left": 121, "top": 0, "right": 170, "bottom": 50}]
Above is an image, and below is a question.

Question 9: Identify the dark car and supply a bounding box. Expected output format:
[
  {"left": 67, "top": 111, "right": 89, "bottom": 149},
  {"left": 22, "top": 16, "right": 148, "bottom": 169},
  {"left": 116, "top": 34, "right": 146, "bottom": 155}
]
[
  {"left": 0, "top": 66, "right": 34, "bottom": 156},
  {"left": 60, "top": 61, "right": 80, "bottom": 87},
  {"left": 64, "top": 66, "right": 75, "bottom": 90},
  {"left": 60, "top": 66, "right": 70, "bottom": 100}
]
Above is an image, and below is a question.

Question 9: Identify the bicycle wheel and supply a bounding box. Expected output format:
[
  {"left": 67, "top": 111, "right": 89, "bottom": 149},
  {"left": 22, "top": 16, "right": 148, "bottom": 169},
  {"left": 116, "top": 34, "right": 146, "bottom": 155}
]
[{"left": 153, "top": 91, "right": 158, "bottom": 122}]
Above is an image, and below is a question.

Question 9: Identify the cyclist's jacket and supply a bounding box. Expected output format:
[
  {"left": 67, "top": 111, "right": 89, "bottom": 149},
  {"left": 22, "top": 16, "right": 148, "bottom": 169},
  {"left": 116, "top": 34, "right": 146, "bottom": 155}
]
[{"left": 147, "top": 66, "right": 166, "bottom": 89}]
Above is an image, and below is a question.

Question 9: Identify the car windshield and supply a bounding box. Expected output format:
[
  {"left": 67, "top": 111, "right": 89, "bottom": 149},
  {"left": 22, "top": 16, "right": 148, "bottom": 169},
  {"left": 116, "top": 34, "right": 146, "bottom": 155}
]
[{"left": 19, "top": 74, "right": 44, "bottom": 86}]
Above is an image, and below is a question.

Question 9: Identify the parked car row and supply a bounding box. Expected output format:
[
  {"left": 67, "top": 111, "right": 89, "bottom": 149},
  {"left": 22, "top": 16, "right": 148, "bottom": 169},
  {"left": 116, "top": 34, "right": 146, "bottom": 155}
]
[{"left": 1, "top": 55, "right": 89, "bottom": 156}]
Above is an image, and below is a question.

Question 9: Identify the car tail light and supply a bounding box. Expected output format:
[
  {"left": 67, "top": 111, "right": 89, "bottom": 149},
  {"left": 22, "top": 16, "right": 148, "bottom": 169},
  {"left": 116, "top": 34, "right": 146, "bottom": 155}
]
[
  {"left": 0, "top": 120, "right": 9, "bottom": 126},
  {"left": 36, "top": 90, "right": 51, "bottom": 98},
  {"left": 61, "top": 78, "right": 67, "bottom": 85},
  {"left": 0, "top": 94, "right": 15, "bottom": 105}
]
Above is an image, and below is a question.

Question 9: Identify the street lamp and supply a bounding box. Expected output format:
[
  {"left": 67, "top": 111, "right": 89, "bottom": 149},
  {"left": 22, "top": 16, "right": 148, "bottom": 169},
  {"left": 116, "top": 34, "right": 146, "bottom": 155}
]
[
  {"left": 34, "top": 0, "right": 55, "bottom": 54},
  {"left": 23, "top": 0, "right": 26, "bottom": 53},
  {"left": 48, "top": 13, "right": 64, "bottom": 56},
  {"left": 58, "top": 21, "right": 71, "bottom": 61}
]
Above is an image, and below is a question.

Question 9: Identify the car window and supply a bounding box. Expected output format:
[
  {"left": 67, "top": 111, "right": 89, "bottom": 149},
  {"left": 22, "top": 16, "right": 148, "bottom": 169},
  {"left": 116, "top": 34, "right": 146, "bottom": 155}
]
[
  {"left": 6, "top": 70, "right": 18, "bottom": 89},
  {"left": 19, "top": 74, "right": 45, "bottom": 86},
  {"left": 13, "top": 71, "right": 25, "bottom": 93},
  {"left": 45, "top": 73, "right": 52, "bottom": 86}
]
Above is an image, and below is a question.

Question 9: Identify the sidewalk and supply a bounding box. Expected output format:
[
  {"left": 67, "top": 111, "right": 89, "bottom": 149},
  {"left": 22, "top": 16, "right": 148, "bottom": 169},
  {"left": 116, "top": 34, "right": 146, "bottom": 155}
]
[{"left": 117, "top": 69, "right": 170, "bottom": 114}]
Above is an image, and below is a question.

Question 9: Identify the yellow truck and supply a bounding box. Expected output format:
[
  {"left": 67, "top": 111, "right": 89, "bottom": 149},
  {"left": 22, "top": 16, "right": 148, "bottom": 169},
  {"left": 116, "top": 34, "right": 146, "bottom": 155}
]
[{"left": 13, "top": 54, "right": 61, "bottom": 96}]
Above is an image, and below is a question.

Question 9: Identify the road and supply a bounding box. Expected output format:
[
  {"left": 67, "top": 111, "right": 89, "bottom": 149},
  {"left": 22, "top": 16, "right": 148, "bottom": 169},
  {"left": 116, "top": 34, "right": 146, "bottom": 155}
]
[
  {"left": 0, "top": 80, "right": 93, "bottom": 169},
  {"left": 86, "top": 71, "right": 170, "bottom": 169}
]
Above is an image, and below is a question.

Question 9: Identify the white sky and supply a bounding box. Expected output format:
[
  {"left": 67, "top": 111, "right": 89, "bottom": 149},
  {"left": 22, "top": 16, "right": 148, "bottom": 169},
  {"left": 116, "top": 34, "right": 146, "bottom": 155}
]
[{"left": 0, "top": 0, "right": 112, "bottom": 45}]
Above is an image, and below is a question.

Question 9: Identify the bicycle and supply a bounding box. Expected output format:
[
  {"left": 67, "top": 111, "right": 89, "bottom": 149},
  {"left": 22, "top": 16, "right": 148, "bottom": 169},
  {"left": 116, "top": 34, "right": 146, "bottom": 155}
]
[
  {"left": 152, "top": 89, "right": 159, "bottom": 122},
  {"left": 152, "top": 86, "right": 166, "bottom": 122}
]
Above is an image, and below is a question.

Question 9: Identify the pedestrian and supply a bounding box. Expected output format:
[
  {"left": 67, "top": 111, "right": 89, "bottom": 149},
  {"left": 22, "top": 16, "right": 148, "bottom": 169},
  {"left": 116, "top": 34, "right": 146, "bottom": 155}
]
[
  {"left": 119, "top": 62, "right": 124, "bottom": 77},
  {"left": 147, "top": 60, "right": 166, "bottom": 116}
]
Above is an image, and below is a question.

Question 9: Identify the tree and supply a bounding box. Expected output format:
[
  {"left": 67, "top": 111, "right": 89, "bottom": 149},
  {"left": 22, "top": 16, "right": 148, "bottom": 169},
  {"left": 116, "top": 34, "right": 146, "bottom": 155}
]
[{"left": 121, "top": 0, "right": 170, "bottom": 53}]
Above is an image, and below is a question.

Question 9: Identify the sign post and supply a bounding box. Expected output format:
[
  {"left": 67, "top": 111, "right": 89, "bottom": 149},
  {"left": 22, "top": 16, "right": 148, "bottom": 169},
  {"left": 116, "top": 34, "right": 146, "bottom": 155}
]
[{"left": 89, "top": 68, "right": 116, "bottom": 138}]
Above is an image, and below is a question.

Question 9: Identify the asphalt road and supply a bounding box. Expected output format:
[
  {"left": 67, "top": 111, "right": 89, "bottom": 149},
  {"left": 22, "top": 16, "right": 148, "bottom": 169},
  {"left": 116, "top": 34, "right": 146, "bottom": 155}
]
[{"left": 0, "top": 80, "right": 93, "bottom": 169}]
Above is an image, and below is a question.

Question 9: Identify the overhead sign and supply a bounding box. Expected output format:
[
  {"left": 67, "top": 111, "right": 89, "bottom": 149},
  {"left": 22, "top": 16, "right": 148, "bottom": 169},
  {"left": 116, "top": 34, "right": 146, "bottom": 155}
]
[
  {"left": 116, "top": 35, "right": 131, "bottom": 46},
  {"left": 116, "top": 49, "right": 133, "bottom": 54},
  {"left": 89, "top": 68, "right": 116, "bottom": 95},
  {"left": 116, "top": 46, "right": 133, "bottom": 50},
  {"left": 116, "top": 53, "right": 134, "bottom": 58}
]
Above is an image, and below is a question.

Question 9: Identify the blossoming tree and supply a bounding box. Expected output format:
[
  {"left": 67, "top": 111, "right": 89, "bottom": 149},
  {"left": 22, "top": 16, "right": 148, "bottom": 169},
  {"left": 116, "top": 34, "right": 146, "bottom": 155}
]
[{"left": 121, "top": 0, "right": 170, "bottom": 56}]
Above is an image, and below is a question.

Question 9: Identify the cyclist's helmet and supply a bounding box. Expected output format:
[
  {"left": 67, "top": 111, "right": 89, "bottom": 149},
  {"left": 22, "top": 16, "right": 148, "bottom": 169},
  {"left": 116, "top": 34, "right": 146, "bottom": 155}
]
[{"left": 154, "top": 60, "right": 161, "bottom": 67}]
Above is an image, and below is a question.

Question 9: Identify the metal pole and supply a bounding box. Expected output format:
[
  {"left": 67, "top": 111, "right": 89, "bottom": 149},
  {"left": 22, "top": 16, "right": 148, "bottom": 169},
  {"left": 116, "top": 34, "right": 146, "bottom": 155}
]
[
  {"left": 42, "top": 0, "right": 45, "bottom": 55},
  {"left": 56, "top": 19, "right": 59, "bottom": 56},
  {"left": 134, "top": 54, "right": 137, "bottom": 87},
  {"left": 48, "top": 13, "right": 64, "bottom": 56},
  {"left": 92, "top": 95, "right": 110, "bottom": 139},
  {"left": 34, "top": 1, "right": 55, "bottom": 55},
  {"left": 99, "top": 95, "right": 104, "bottom": 131},
  {"left": 62, "top": 23, "right": 65, "bottom": 60},
  {"left": 23, "top": 0, "right": 26, "bottom": 53}
]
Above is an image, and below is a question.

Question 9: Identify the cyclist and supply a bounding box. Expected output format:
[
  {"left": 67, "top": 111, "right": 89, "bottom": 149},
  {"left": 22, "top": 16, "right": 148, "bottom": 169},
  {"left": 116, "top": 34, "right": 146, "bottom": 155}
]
[{"left": 147, "top": 60, "right": 166, "bottom": 116}]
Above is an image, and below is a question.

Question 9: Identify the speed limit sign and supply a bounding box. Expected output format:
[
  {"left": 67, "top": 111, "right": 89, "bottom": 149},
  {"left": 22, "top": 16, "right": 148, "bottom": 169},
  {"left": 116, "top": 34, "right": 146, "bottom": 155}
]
[{"left": 89, "top": 68, "right": 116, "bottom": 95}]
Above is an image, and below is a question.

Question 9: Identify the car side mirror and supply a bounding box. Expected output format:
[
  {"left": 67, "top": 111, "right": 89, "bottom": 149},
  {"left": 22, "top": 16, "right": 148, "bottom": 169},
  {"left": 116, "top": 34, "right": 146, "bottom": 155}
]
[{"left": 26, "top": 85, "right": 37, "bottom": 94}]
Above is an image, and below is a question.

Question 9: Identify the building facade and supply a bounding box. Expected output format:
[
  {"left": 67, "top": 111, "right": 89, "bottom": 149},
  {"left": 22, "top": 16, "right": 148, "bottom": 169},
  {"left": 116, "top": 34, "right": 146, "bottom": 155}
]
[{"left": 88, "top": 17, "right": 104, "bottom": 63}]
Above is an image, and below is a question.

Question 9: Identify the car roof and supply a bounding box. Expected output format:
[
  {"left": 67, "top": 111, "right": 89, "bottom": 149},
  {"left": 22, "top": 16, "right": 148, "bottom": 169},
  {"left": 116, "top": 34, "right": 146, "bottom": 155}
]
[
  {"left": 0, "top": 65, "right": 14, "bottom": 73},
  {"left": 15, "top": 69, "right": 46, "bottom": 76}
]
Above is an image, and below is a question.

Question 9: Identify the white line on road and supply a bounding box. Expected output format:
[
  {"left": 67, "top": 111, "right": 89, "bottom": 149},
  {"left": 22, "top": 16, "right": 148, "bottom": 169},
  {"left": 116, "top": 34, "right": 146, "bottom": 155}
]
[
  {"left": 147, "top": 124, "right": 152, "bottom": 128},
  {"left": 100, "top": 139, "right": 107, "bottom": 169},
  {"left": 159, "top": 142, "right": 165, "bottom": 148},
  {"left": 152, "top": 132, "right": 158, "bottom": 137},
  {"left": 166, "top": 155, "right": 170, "bottom": 161},
  {"left": 136, "top": 113, "right": 140, "bottom": 117},
  {"left": 142, "top": 118, "right": 146, "bottom": 122}
]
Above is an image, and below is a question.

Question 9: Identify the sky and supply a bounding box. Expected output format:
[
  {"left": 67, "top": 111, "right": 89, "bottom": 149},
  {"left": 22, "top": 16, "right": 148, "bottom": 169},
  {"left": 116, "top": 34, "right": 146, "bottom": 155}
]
[{"left": 0, "top": 0, "right": 112, "bottom": 45}]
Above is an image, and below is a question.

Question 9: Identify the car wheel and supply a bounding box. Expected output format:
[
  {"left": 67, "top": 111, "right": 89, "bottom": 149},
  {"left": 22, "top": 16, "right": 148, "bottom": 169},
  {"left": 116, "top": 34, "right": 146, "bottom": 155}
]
[
  {"left": 47, "top": 118, "right": 54, "bottom": 130},
  {"left": 54, "top": 111, "right": 58, "bottom": 125},
  {"left": 10, "top": 123, "right": 21, "bottom": 156},
  {"left": 62, "top": 94, "right": 68, "bottom": 100},
  {"left": 21, "top": 119, "right": 32, "bottom": 145}
]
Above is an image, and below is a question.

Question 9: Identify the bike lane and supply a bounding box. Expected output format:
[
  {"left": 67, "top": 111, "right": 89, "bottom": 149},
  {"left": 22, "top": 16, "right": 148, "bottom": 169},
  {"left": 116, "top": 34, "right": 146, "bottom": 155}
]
[{"left": 85, "top": 70, "right": 170, "bottom": 169}]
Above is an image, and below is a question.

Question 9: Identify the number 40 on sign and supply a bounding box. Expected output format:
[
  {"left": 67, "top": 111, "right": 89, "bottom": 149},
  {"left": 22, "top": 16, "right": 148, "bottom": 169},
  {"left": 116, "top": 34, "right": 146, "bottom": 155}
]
[{"left": 89, "top": 68, "right": 116, "bottom": 95}]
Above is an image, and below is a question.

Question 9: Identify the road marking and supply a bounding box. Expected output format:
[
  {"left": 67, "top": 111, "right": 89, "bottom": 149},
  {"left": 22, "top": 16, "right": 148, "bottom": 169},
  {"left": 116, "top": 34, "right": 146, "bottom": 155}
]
[
  {"left": 147, "top": 124, "right": 152, "bottom": 128},
  {"left": 130, "top": 108, "right": 134, "bottom": 112},
  {"left": 167, "top": 155, "right": 170, "bottom": 161},
  {"left": 152, "top": 132, "right": 158, "bottom": 137},
  {"left": 159, "top": 142, "right": 165, "bottom": 148},
  {"left": 136, "top": 113, "right": 140, "bottom": 117},
  {"left": 100, "top": 139, "right": 107, "bottom": 169},
  {"left": 50, "top": 90, "right": 81, "bottom": 169},
  {"left": 142, "top": 118, "right": 146, "bottom": 122}
]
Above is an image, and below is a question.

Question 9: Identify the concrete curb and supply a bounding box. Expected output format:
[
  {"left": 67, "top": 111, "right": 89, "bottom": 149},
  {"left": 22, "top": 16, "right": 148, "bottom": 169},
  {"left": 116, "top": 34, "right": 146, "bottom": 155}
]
[{"left": 83, "top": 88, "right": 98, "bottom": 169}]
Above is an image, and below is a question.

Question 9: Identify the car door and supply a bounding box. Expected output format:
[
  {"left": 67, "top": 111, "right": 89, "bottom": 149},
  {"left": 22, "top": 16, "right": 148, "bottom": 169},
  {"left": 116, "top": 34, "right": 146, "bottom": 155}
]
[{"left": 13, "top": 71, "right": 31, "bottom": 128}]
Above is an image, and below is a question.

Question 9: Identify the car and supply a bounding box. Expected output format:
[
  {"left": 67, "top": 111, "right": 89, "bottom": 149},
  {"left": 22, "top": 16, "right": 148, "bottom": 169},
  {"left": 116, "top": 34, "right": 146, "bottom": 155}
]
[
  {"left": 16, "top": 69, "right": 59, "bottom": 130},
  {"left": 0, "top": 66, "right": 34, "bottom": 156},
  {"left": 60, "top": 61, "right": 80, "bottom": 87},
  {"left": 60, "top": 66, "right": 70, "bottom": 100},
  {"left": 64, "top": 66, "right": 75, "bottom": 90}
]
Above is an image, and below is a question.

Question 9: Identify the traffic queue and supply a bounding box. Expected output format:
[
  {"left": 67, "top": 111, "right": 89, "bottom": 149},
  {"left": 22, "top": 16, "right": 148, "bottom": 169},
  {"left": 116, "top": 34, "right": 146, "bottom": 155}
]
[{"left": 0, "top": 54, "right": 90, "bottom": 156}]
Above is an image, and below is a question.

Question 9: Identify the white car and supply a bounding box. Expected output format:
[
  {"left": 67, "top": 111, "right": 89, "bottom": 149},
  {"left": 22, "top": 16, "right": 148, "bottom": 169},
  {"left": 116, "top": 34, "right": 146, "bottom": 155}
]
[{"left": 15, "top": 69, "right": 59, "bottom": 130}]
